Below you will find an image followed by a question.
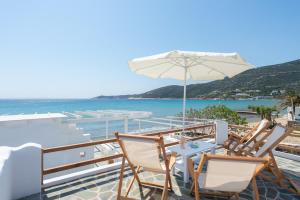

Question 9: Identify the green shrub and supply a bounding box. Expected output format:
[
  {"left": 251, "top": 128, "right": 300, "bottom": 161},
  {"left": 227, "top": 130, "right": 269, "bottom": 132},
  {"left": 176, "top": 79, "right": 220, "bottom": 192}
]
[
  {"left": 179, "top": 105, "right": 247, "bottom": 125},
  {"left": 248, "top": 105, "right": 277, "bottom": 121}
]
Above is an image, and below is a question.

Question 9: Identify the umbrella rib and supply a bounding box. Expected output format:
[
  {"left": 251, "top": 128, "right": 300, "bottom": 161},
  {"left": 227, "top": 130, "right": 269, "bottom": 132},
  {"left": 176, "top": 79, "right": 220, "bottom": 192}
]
[
  {"left": 157, "top": 65, "right": 177, "bottom": 78},
  {"left": 199, "top": 58, "right": 250, "bottom": 66},
  {"left": 133, "top": 60, "right": 171, "bottom": 72},
  {"left": 186, "top": 56, "right": 250, "bottom": 67},
  {"left": 198, "top": 63, "right": 228, "bottom": 77},
  {"left": 188, "top": 57, "right": 249, "bottom": 77},
  {"left": 170, "top": 58, "right": 185, "bottom": 68},
  {"left": 201, "top": 63, "right": 227, "bottom": 76}
]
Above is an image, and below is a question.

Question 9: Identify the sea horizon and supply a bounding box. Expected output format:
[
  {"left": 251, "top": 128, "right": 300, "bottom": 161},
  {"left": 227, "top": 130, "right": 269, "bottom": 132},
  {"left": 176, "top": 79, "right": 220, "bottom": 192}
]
[{"left": 0, "top": 98, "right": 279, "bottom": 117}]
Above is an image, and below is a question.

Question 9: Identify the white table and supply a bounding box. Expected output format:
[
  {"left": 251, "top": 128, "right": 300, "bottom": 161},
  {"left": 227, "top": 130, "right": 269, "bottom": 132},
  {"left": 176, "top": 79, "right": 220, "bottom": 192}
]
[{"left": 167, "top": 140, "right": 216, "bottom": 183}]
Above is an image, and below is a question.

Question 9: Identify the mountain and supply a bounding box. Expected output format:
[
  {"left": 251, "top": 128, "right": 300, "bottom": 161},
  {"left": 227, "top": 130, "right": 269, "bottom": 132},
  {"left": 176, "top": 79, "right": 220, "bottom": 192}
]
[{"left": 95, "top": 59, "right": 300, "bottom": 99}]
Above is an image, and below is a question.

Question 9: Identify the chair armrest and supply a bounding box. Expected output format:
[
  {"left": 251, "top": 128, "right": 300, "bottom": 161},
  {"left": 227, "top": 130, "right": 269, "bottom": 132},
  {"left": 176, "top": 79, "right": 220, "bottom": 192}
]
[
  {"left": 187, "top": 157, "right": 196, "bottom": 181},
  {"left": 168, "top": 152, "right": 177, "bottom": 170},
  {"left": 224, "top": 133, "right": 242, "bottom": 149}
]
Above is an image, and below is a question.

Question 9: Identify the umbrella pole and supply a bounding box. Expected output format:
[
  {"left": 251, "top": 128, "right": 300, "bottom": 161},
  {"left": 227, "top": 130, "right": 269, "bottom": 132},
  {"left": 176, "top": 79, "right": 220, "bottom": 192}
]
[{"left": 182, "top": 66, "right": 187, "bottom": 133}]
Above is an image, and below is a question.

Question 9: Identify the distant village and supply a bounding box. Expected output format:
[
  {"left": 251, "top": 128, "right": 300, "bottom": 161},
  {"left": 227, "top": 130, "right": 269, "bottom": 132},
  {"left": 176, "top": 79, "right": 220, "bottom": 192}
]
[{"left": 196, "top": 88, "right": 287, "bottom": 100}]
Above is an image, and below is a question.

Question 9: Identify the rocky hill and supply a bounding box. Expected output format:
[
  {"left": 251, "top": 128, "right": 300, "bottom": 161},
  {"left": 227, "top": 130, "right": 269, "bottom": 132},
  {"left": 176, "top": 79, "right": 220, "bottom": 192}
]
[{"left": 95, "top": 59, "right": 300, "bottom": 99}]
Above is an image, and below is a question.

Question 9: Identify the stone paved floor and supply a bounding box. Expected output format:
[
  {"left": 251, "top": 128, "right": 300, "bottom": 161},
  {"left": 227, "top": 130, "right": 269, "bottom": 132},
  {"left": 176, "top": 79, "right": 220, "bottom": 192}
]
[{"left": 22, "top": 156, "right": 300, "bottom": 200}]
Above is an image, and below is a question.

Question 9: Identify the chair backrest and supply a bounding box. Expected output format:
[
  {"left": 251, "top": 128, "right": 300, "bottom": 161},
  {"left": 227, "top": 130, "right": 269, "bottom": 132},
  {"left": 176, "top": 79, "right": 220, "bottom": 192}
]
[
  {"left": 243, "top": 119, "right": 270, "bottom": 148},
  {"left": 116, "top": 133, "right": 165, "bottom": 171},
  {"left": 255, "top": 125, "right": 289, "bottom": 157},
  {"left": 252, "top": 119, "right": 270, "bottom": 137}
]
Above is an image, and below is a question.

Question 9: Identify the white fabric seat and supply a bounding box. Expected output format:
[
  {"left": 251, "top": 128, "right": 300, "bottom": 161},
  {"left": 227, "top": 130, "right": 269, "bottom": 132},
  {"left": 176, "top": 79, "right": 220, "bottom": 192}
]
[
  {"left": 255, "top": 125, "right": 286, "bottom": 157},
  {"left": 188, "top": 153, "right": 269, "bottom": 199},
  {"left": 197, "top": 159, "right": 259, "bottom": 192}
]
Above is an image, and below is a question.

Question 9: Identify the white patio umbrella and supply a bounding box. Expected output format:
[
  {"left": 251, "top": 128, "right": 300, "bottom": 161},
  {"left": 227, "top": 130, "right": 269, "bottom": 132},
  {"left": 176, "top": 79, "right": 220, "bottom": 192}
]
[{"left": 128, "top": 50, "right": 253, "bottom": 132}]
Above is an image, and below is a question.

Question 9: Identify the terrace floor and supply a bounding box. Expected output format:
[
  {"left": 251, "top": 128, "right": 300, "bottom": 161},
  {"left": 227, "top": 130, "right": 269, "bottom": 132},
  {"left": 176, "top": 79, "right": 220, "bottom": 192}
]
[{"left": 22, "top": 156, "right": 300, "bottom": 200}]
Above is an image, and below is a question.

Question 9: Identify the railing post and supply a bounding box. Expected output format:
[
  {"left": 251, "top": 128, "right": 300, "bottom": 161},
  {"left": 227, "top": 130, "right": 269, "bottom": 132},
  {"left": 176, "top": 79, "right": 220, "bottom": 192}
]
[
  {"left": 41, "top": 149, "right": 44, "bottom": 186},
  {"left": 138, "top": 120, "right": 141, "bottom": 133},
  {"left": 105, "top": 120, "right": 109, "bottom": 139},
  {"left": 124, "top": 117, "right": 128, "bottom": 133}
]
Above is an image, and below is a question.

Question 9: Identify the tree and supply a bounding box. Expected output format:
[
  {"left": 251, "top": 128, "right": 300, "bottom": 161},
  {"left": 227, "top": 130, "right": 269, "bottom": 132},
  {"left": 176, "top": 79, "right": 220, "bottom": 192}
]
[
  {"left": 280, "top": 91, "right": 300, "bottom": 120},
  {"left": 248, "top": 105, "right": 277, "bottom": 121},
  {"left": 180, "top": 105, "right": 247, "bottom": 125}
]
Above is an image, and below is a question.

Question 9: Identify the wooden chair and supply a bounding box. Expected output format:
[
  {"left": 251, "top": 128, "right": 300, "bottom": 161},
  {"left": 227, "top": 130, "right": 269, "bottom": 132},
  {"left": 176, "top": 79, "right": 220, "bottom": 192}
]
[
  {"left": 239, "top": 125, "right": 300, "bottom": 194},
  {"left": 115, "top": 133, "right": 177, "bottom": 200},
  {"left": 224, "top": 119, "right": 270, "bottom": 155},
  {"left": 188, "top": 154, "right": 269, "bottom": 199}
]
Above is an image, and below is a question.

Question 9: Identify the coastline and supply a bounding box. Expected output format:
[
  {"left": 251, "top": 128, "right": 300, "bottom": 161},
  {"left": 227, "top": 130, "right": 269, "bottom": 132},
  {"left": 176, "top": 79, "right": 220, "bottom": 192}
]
[{"left": 0, "top": 98, "right": 279, "bottom": 117}]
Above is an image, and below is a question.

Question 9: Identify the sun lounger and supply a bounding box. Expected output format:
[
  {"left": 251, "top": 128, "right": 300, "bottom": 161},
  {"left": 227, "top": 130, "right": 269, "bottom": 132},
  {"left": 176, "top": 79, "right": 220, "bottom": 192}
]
[
  {"left": 224, "top": 119, "right": 270, "bottom": 155},
  {"left": 240, "top": 125, "right": 300, "bottom": 194}
]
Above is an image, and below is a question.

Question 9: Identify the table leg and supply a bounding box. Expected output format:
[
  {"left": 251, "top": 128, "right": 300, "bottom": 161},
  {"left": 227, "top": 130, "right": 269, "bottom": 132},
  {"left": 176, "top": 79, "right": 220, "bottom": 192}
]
[
  {"left": 183, "top": 155, "right": 189, "bottom": 183},
  {"left": 211, "top": 146, "right": 216, "bottom": 154}
]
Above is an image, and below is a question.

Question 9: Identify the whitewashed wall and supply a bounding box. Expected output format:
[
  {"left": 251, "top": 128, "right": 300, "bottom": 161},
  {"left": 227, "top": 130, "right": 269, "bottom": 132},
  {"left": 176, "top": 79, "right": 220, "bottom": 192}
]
[
  {"left": 295, "top": 107, "right": 300, "bottom": 120},
  {"left": 0, "top": 143, "right": 41, "bottom": 200},
  {"left": 0, "top": 146, "right": 12, "bottom": 200},
  {"left": 214, "top": 120, "right": 228, "bottom": 145},
  {"left": 0, "top": 114, "right": 93, "bottom": 179}
]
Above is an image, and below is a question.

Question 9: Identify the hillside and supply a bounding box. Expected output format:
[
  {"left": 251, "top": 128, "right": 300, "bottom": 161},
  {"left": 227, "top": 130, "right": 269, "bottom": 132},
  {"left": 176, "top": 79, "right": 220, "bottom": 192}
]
[{"left": 95, "top": 59, "right": 300, "bottom": 99}]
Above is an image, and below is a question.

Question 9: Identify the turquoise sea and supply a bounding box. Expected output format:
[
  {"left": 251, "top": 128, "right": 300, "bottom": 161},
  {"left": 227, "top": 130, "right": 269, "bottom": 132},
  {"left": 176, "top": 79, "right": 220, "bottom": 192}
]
[
  {"left": 0, "top": 99, "right": 279, "bottom": 116},
  {"left": 0, "top": 99, "right": 279, "bottom": 138}
]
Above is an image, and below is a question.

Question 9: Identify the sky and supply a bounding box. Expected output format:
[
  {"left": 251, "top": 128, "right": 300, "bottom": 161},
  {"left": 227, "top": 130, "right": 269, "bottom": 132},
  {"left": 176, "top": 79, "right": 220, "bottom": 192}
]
[{"left": 0, "top": 0, "right": 300, "bottom": 99}]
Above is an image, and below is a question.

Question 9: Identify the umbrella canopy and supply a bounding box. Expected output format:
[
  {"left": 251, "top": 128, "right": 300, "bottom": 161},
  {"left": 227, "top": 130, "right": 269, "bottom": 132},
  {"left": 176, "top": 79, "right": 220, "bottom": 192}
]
[{"left": 128, "top": 50, "right": 253, "bottom": 131}]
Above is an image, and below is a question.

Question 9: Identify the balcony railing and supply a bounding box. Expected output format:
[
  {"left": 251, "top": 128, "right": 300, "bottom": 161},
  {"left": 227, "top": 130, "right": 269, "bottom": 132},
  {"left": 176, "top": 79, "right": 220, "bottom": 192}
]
[{"left": 41, "top": 124, "right": 215, "bottom": 185}]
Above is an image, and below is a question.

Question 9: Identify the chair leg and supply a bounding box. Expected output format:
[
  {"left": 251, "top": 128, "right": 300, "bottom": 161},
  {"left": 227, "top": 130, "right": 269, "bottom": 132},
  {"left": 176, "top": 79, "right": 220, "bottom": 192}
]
[
  {"left": 252, "top": 177, "right": 259, "bottom": 200},
  {"left": 195, "top": 178, "right": 200, "bottom": 200},
  {"left": 269, "top": 153, "right": 286, "bottom": 186},
  {"left": 128, "top": 163, "right": 142, "bottom": 186},
  {"left": 190, "top": 181, "right": 195, "bottom": 195},
  {"left": 117, "top": 157, "right": 126, "bottom": 200},
  {"left": 167, "top": 172, "right": 173, "bottom": 191},
  {"left": 161, "top": 174, "right": 169, "bottom": 200},
  {"left": 234, "top": 193, "right": 240, "bottom": 200},
  {"left": 125, "top": 166, "right": 141, "bottom": 197}
]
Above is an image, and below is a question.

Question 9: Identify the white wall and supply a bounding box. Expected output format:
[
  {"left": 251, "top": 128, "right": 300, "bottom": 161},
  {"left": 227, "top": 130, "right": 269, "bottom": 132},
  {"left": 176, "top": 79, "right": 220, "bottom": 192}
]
[
  {"left": 295, "top": 107, "right": 300, "bottom": 120},
  {"left": 287, "top": 107, "right": 294, "bottom": 121},
  {"left": 0, "top": 143, "right": 41, "bottom": 200},
  {"left": 0, "top": 147, "right": 12, "bottom": 200},
  {"left": 0, "top": 114, "right": 93, "bottom": 179},
  {"left": 214, "top": 120, "right": 228, "bottom": 145}
]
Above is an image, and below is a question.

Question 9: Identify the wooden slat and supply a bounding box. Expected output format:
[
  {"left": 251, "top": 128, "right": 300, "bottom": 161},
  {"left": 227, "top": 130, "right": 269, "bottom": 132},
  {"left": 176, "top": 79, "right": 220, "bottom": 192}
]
[
  {"left": 277, "top": 144, "right": 300, "bottom": 153},
  {"left": 43, "top": 138, "right": 117, "bottom": 153},
  {"left": 290, "top": 133, "right": 300, "bottom": 138},
  {"left": 43, "top": 124, "right": 214, "bottom": 153},
  {"left": 229, "top": 124, "right": 252, "bottom": 130},
  {"left": 164, "top": 135, "right": 213, "bottom": 147},
  {"left": 145, "top": 124, "right": 213, "bottom": 136},
  {"left": 43, "top": 154, "right": 123, "bottom": 175},
  {"left": 117, "top": 133, "right": 160, "bottom": 141}
]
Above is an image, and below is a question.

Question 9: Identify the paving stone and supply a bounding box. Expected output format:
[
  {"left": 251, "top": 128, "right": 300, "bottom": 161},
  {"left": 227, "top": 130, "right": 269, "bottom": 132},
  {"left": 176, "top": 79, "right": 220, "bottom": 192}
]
[{"left": 20, "top": 156, "right": 300, "bottom": 200}]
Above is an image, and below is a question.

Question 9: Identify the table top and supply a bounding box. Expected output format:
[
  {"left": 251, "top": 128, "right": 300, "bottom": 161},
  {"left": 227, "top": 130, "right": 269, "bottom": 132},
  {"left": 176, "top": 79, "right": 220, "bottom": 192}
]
[{"left": 167, "top": 140, "right": 216, "bottom": 157}]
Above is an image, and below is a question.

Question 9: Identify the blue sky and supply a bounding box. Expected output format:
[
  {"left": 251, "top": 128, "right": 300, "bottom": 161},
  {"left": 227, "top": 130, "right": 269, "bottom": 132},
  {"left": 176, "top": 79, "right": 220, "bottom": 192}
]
[{"left": 0, "top": 0, "right": 300, "bottom": 98}]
